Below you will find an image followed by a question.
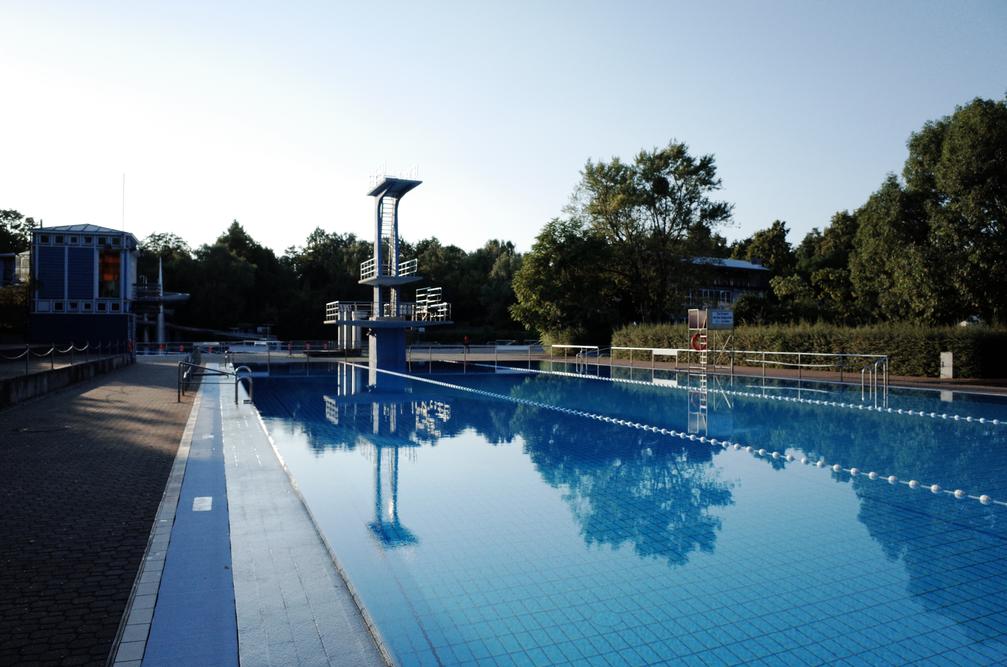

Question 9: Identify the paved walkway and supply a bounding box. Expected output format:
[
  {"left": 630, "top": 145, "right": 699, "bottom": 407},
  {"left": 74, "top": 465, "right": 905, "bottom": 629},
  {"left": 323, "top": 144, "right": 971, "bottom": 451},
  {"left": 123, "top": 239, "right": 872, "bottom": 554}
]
[{"left": 0, "top": 361, "right": 194, "bottom": 666}]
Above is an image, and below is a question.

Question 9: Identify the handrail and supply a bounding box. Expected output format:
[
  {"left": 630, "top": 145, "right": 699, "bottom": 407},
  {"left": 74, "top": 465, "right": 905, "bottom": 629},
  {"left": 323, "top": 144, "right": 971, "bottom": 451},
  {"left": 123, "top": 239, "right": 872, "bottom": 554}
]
[
  {"left": 234, "top": 365, "right": 254, "bottom": 404},
  {"left": 177, "top": 361, "right": 251, "bottom": 404}
]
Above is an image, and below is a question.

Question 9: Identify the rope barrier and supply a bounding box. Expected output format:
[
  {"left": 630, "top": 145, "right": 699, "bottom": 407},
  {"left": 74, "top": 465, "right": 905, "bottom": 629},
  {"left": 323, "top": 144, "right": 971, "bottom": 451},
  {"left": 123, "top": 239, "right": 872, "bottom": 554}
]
[
  {"left": 0, "top": 349, "right": 28, "bottom": 360},
  {"left": 349, "top": 362, "right": 1006, "bottom": 509}
]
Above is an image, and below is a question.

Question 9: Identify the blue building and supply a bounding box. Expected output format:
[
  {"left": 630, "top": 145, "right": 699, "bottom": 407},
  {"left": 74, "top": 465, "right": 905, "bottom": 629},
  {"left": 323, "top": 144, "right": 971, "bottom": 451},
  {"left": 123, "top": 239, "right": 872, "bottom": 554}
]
[{"left": 28, "top": 224, "right": 138, "bottom": 345}]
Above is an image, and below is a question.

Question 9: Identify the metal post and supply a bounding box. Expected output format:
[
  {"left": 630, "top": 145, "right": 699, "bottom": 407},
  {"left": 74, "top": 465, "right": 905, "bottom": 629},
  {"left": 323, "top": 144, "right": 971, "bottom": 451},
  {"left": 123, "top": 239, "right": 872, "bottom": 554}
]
[
  {"left": 762, "top": 351, "right": 766, "bottom": 380},
  {"left": 70, "top": 342, "right": 75, "bottom": 366},
  {"left": 527, "top": 345, "right": 531, "bottom": 370},
  {"left": 25, "top": 344, "right": 29, "bottom": 376},
  {"left": 177, "top": 363, "right": 182, "bottom": 402},
  {"left": 494, "top": 346, "right": 498, "bottom": 369},
  {"left": 798, "top": 352, "right": 802, "bottom": 380},
  {"left": 50, "top": 343, "right": 55, "bottom": 370},
  {"left": 429, "top": 346, "right": 433, "bottom": 373},
  {"left": 730, "top": 350, "right": 734, "bottom": 378}
]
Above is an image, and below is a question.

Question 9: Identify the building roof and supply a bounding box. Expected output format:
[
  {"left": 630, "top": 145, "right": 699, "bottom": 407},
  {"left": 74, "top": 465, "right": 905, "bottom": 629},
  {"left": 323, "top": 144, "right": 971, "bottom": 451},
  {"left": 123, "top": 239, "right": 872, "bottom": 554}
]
[
  {"left": 37, "top": 224, "right": 131, "bottom": 234},
  {"left": 692, "top": 256, "right": 769, "bottom": 271}
]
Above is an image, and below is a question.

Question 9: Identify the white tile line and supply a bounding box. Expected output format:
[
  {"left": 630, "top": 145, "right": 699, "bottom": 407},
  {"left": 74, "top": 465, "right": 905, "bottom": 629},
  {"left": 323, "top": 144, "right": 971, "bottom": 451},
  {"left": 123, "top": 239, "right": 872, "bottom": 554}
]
[{"left": 107, "top": 386, "right": 202, "bottom": 666}]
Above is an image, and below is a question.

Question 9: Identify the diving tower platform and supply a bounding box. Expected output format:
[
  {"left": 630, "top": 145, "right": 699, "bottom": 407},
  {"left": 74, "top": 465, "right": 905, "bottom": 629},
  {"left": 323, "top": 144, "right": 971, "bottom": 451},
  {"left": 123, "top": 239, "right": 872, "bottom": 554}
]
[{"left": 324, "top": 177, "right": 451, "bottom": 385}]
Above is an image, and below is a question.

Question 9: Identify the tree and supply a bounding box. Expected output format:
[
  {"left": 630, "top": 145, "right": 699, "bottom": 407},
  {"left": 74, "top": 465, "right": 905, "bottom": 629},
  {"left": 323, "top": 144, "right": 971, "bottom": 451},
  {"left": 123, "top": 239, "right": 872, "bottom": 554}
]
[
  {"left": 903, "top": 97, "right": 1007, "bottom": 323},
  {"left": 575, "top": 141, "right": 734, "bottom": 322},
  {"left": 731, "top": 220, "right": 796, "bottom": 276},
  {"left": 0, "top": 210, "right": 37, "bottom": 254},
  {"left": 510, "top": 218, "right": 617, "bottom": 342}
]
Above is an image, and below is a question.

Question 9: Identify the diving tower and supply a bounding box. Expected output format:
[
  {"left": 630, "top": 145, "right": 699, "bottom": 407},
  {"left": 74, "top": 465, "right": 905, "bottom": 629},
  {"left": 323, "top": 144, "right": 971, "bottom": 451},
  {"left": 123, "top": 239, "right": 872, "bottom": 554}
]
[{"left": 324, "top": 177, "right": 452, "bottom": 385}]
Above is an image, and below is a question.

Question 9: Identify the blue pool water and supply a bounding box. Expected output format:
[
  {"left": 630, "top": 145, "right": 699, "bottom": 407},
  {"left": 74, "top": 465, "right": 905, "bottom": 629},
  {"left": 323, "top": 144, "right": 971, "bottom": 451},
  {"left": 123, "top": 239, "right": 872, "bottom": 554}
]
[{"left": 254, "top": 363, "right": 1007, "bottom": 665}]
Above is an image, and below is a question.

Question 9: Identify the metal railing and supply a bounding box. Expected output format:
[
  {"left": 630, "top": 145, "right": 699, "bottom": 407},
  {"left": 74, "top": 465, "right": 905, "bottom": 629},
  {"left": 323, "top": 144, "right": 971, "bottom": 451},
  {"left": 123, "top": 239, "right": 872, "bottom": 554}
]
[
  {"left": 551, "top": 344, "right": 890, "bottom": 395},
  {"left": 406, "top": 343, "right": 545, "bottom": 371},
  {"left": 360, "top": 257, "right": 377, "bottom": 280},
  {"left": 177, "top": 361, "right": 253, "bottom": 405},
  {"left": 359, "top": 257, "right": 419, "bottom": 280},
  {"left": 0, "top": 340, "right": 130, "bottom": 377}
]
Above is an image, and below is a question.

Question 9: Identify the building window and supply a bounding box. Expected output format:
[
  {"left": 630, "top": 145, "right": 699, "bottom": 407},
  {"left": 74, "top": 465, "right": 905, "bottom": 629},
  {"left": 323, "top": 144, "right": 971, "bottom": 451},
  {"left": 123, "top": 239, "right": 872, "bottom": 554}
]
[
  {"left": 99, "top": 251, "right": 120, "bottom": 298},
  {"left": 98, "top": 236, "right": 106, "bottom": 246},
  {"left": 111, "top": 303, "right": 120, "bottom": 312},
  {"left": 83, "top": 302, "right": 92, "bottom": 311},
  {"left": 97, "top": 303, "right": 107, "bottom": 312},
  {"left": 112, "top": 237, "right": 121, "bottom": 247},
  {"left": 69, "top": 302, "right": 78, "bottom": 311},
  {"left": 84, "top": 236, "right": 92, "bottom": 243},
  {"left": 55, "top": 236, "right": 64, "bottom": 244},
  {"left": 54, "top": 302, "right": 64, "bottom": 312},
  {"left": 40, "top": 235, "right": 49, "bottom": 244},
  {"left": 69, "top": 236, "right": 77, "bottom": 244}
]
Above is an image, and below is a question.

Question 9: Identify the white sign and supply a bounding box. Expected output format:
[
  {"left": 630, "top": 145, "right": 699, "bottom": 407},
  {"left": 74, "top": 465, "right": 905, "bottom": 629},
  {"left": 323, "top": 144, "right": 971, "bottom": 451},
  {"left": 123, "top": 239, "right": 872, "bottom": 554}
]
[{"left": 709, "top": 309, "right": 734, "bottom": 330}]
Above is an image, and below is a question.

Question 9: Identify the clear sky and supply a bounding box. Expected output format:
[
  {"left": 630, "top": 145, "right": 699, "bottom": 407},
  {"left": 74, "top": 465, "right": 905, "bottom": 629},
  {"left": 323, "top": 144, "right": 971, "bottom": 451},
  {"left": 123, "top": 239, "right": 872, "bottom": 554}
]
[{"left": 1, "top": 1, "right": 1004, "bottom": 254}]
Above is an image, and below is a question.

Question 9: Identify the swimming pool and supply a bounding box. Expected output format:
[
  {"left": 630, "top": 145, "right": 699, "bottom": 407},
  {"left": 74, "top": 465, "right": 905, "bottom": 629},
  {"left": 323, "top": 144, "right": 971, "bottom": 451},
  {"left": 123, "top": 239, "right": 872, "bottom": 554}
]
[{"left": 253, "top": 362, "right": 1007, "bottom": 665}]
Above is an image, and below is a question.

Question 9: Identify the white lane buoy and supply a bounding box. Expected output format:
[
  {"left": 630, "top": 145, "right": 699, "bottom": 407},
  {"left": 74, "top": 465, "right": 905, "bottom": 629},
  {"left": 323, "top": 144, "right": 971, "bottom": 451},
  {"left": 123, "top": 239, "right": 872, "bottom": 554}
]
[
  {"left": 953, "top": 489, "right": 965, "bottom": 499},
  {"left": 733, "top": 444, "right": 740, "bottom": 450},
  {"left": 817, "top": 460, "right": 825, "bottom": 468},
  {"left": 850, "top": 468, "right": 859, "bottom": 476},
  {"left": 785, "top": 453, "right": 793, "bottom": 461},
  {"left": 980, "top": 495, "right": 992, "bottom": 505},
  {"left": 832, "top": 464, "right": 842, "bottom": 473},
  {"left": 868, "top": 471, "right": 877, "bottom": 480},
  {"left": 801, "top": 457, "right": 808, "bottom": 464},
  {"left": 758, "top": 448, "right": 766, "bottom": 456},
  {"left": 930, "top": 484, "right": 941, "bottom": 494},
  {"left": 745, "top": 446, "right": 753, "bottom": 453},
  {"left": 772, "top": 451, "right": 780, "bottom": 459},
  {"left": 909, "top": 480, "right": 920, "bottom": 489},
  {"left": 888, "top": 475, "right": 898, "bottom": 484}
]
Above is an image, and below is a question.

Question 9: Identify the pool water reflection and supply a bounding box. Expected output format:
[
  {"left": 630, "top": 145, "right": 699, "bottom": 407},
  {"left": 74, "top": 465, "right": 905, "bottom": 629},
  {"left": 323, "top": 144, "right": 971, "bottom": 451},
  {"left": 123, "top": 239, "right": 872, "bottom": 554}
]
[{"left": 254, "top": 364, "right": 1007, "bottom": 666}]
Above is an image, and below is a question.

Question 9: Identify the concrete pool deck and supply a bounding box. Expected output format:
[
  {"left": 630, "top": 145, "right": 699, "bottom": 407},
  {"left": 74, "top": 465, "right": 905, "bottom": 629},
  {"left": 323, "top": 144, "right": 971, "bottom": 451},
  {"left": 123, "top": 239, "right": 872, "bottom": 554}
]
[
  {"left": 109, "top": 363, "right": 386, "bottom": 666},
  {"left": 0, "top": 358, "right": 384, "bottom": 666}
]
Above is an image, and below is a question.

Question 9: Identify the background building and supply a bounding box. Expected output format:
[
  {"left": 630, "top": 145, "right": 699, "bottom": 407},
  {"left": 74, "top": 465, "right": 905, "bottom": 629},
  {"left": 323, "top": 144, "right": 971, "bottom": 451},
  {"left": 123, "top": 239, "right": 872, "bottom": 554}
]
[
  {"left": 28, "top": 224, "right": 138, "bottom": 344},
  {"left": 688, "top": 257, "right": 770, "bottom": 308}
]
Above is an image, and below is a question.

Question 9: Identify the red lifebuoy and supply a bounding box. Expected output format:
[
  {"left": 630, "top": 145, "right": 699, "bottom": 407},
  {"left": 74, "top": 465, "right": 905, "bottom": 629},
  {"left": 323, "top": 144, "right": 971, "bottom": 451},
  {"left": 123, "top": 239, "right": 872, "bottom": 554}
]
[{"left": 690, "top": 333, "right": 707, "bottom": 351}]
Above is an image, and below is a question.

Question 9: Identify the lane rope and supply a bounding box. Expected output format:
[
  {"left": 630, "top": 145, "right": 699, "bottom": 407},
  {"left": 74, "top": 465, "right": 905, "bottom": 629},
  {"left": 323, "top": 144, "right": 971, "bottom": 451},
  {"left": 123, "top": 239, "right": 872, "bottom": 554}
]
[{"left": 347, "top": 362, "right": 1007, "bottom": 509}]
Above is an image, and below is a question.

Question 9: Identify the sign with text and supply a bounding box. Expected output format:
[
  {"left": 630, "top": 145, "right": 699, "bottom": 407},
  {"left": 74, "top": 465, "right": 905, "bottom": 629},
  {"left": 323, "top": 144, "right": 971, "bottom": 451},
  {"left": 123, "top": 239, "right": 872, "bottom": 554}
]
[{"left": 708, "top": 309, "right": 734, "bottom": 330}]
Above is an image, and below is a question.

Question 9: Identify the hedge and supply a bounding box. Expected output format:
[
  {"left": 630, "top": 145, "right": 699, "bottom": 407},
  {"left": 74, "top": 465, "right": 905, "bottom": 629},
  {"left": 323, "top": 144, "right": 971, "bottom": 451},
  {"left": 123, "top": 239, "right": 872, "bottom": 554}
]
[{"left": 610, "top": 322, "right": 1007, "bottom": 378}]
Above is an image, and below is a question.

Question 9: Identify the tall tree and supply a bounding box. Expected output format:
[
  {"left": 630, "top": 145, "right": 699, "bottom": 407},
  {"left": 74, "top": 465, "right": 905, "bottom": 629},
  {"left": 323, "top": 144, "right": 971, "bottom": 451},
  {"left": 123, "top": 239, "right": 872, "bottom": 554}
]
[
  {"left": 510, "top": 218, "right": 617, "bottom": 342},
  {"left": 0, "top": 210, "right": 37, "bottom": 254},
  {"left": 576, "top": 140, "right": 733, "bottom": 322},
  {"left": 903, "top": 97, "right": 1007, "bottom": 322},
  {"left": 731, "top": 220, "right": 796, "bottom": 276}
]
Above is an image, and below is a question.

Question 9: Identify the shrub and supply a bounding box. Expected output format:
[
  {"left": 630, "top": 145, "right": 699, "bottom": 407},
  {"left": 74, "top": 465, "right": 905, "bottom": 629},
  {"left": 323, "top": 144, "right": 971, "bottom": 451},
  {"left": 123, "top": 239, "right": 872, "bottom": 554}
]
[{"left": 610, "top": 322, "right": 1007, "bottom": 378}]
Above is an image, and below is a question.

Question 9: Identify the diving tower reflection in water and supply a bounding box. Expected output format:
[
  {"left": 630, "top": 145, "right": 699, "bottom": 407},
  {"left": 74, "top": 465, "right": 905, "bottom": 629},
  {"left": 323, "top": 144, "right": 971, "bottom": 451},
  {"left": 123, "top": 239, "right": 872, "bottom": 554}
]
[{"left": 323, "top": 363, "right": 451, "bottom": 548}]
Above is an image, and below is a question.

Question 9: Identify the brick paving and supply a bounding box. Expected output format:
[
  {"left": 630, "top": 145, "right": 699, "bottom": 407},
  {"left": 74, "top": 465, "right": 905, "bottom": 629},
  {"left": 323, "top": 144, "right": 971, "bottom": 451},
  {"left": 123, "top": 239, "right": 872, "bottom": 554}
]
[{"left": 0, "top": 361, "right": 195, "bottom": 666}]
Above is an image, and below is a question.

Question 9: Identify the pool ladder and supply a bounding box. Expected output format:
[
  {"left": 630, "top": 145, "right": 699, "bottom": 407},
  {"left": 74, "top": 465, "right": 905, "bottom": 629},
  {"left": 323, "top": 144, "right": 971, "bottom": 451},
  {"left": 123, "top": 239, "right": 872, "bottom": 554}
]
[{"left": 860, "top": 358, "right": 888, "bottom": 406}]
